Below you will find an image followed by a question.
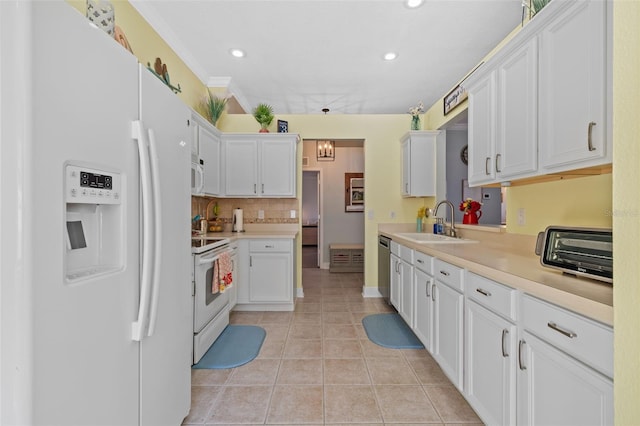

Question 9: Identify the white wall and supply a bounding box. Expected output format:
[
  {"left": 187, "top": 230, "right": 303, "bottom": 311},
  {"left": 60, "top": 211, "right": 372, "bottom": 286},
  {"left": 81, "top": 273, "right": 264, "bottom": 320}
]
[
  {"left": 302, "top": 171, "right": 319, "bottom": 224},
  {"left": 302, "top": 141, "right": 364, "bottom": 264}
]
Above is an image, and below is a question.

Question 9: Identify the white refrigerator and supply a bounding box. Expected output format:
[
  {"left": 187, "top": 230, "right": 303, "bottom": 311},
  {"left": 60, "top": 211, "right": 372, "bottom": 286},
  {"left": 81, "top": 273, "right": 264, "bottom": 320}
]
[{"left": 1, "top": 1, "right": 192, "bottom": 425}]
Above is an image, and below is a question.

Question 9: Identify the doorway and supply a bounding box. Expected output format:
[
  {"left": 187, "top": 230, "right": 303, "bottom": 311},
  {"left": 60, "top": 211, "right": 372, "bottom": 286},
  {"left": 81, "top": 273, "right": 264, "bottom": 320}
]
[{"left": 302, "top": 170, "right": 321, "bottom": 268}]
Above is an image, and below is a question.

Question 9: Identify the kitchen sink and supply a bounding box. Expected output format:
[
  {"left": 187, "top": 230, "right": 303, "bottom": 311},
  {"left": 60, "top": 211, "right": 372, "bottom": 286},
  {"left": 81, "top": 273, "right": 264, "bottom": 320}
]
[{"left": 395, "top": 232, "right": 478, "bottom": 244}]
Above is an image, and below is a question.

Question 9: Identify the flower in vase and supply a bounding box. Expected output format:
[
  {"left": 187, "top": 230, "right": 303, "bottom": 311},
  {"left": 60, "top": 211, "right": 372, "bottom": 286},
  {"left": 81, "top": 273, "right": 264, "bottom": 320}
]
[{"left": 459, "top": 198, "right": 482, "bottom": 213}]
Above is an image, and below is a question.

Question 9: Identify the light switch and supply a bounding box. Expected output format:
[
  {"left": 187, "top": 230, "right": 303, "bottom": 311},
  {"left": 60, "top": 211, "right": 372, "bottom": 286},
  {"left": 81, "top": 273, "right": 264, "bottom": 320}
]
[
  {"left": 368, "top": 210, "right": 375, "bottom": 220},
  {"left": 258, "top": 210, "right": 264, "bottom": 219},
  {"left": 390, "top": 211, "right": 396, "bottom": 219},
  {"left": 518, "top": 208, "right": 526, "bottom": 226}
]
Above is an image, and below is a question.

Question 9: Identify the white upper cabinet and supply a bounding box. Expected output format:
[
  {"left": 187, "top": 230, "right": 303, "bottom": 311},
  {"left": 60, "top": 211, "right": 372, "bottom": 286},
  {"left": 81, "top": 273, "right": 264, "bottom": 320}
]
[
  {"left": 400, "top": 131, "right": 438, "bottom": 197},
  {"left": 467, "top": 38, "right": 538, "bottom": 186},
  {"left": 223, "top": 134, "right": 299, "bottom": 198},
  {"left": 198, "top": 124, "right": 222, "bottom": 196},
  {"left": 466, "top": 0, "right": 610, "bottom": 186},
  {"left": 538, "top": 0, "right": 609, "bottom": 171}
]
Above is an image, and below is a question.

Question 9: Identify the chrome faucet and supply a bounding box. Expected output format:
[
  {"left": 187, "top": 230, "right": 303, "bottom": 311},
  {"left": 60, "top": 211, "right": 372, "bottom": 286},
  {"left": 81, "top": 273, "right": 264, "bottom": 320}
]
[{"left": 433, "top": 200, "right": 458, "bottom": 238}]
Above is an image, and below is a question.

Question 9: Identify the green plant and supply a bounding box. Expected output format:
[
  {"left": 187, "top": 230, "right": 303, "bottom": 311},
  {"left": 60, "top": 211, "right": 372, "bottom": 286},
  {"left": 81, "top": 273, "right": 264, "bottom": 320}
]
[
  {"left": 252, "top": 103, "right": 274, "bottom": 130},
  {"left": 531, "top": 0, "right": 550, "bottom": 16},
  {"left": 202, "top": 91, "right": 227, "bottom": 126}
]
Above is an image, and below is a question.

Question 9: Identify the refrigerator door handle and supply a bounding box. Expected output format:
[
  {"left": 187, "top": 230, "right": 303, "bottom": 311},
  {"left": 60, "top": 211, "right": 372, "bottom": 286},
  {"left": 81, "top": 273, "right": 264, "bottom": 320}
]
[
  {"left": 131, "top": 120, "right": 154, "bottom": 342},
  {"left": 147, "top": 128, "right": 163, "bottom": 337}
]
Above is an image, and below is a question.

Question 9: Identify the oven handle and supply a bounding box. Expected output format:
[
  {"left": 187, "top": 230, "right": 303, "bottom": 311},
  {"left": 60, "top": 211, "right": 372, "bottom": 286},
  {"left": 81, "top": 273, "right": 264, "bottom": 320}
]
[
  {"left": 131, "top": 120, "right": 154, "bottom": 342},
  {"left": 197, "top": 249, "right": 232, "bottom": 265}
]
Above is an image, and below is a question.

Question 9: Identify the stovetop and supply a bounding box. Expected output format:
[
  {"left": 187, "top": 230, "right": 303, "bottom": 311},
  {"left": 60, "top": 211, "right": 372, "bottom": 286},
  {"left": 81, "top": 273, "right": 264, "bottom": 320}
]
[{"left": 191, "top": 236, "right": 230, "bottom": 254}]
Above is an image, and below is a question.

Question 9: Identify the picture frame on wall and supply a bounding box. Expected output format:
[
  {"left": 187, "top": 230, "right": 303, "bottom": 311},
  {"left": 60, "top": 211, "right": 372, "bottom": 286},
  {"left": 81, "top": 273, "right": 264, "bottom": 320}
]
[
  {"left": 345, "top": 173, "right": 364, "bottom": 212},
  {"left": 277, "top": 119, "right": 289, "bottom": 133}
]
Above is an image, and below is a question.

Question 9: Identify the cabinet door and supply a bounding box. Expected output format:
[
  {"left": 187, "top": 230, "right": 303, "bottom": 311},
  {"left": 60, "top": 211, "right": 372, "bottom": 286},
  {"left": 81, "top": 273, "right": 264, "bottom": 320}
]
[
  {"left": 399, "top": 260, "right": 413, "bottom": 328},
  {"left": 260, "top": 138, "right": 296, "bottom": 197},
  {"left": 225, "top": 139, "right": 258, "bottom": 196},
  {"left": 517, "top": 331, "right": 613, "bottom": 426},
  {"left": 538, "top": 0, "right": 608, "bottom": 171},
  {"left": 467, "top": 71, "right": 497, "bottom": 186},
  {"left": 390, "top": 254, "right": 401, "bottom": 310},
  {"left": 465, "top": 300, "right": 516, "bottom": 426},
  {"left": 249, "top": 252, "right": 292, "bottom": 302},
  {"left": 401, "top": 139, "right": 411, "bottom": 196},
  {"left": 497, "top": 38, "right": 538, "bottom": 180},
  {"left": 400, "top": 132, "right": 437, "bottom": 197},
  {"left": 414, "top": 268, "right": 433, "bottom": 352},
  {"left": 199, "top": 125, "right": 221, "bottom": 196},
  {"left": 433, "top": 280, "right": 464, "bottom": 391}
]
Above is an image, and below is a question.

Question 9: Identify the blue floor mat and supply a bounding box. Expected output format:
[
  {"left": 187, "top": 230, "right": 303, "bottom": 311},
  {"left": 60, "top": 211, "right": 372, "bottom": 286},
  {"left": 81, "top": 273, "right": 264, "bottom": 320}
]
[
  {"left": 192, "top": 325, "right": 266, "bottom": 369},
  {"left": 362, "top": 313, "right": 424, "bottom": 349}
]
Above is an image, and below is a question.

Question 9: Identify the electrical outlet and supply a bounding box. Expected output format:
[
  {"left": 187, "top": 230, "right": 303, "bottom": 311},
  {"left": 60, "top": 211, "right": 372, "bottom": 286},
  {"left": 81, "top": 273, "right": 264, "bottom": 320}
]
[
  {"left": 258, "top": 210, "right": 264, "bottom": 219},
  {"left": 518, "top": 208, "right": 526, "bottom": 226},
  {"left": 290, "top": 210, "right": 296, "bottom": 219},
  {"left": 390, "top": 211, "right": 396, "bottom": 219},
  {"left": 368, "top": 210, "right": 374, "bottom": 220}
]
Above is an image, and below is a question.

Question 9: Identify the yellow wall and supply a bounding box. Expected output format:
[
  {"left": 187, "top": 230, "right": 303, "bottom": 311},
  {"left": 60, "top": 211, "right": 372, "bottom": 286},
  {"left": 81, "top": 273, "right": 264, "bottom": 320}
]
[
  {"left": 67, "top": 0, "right": 206, "bottom": 109},
  {"left": 505, "top": 175, "right": 612, "bottom": 235},
  {"left": 612, "top": 1, "right": 640, "bottom": 423}
]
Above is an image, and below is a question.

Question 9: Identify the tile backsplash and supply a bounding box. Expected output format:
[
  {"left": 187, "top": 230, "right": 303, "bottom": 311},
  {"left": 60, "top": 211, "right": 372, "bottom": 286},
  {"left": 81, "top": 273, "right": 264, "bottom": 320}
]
[{"left": 192, "top": 197, "right": 299, "bottom": 228}]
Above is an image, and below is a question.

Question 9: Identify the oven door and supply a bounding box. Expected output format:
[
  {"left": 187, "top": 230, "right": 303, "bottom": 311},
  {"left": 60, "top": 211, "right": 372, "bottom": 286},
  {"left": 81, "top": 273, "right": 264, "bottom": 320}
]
[{"left": 193, "top": 248, "right": 230, "bottom": 333}]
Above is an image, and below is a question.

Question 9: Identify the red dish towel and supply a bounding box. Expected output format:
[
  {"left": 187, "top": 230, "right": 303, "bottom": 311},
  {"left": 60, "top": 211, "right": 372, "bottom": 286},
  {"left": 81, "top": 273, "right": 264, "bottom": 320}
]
[{"left": 211, "top": 251, "right": 233, "bottom": 294}]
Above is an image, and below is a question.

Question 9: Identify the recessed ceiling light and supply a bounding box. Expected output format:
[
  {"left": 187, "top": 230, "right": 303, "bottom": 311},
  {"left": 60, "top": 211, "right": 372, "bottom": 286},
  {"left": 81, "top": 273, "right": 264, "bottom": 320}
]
[
  {"left": 383, "top": 52, "right": 397, "bottom": 61},
  {"left": 406, "top": 0, "right": 424, "bottom": 8},
  {"left": 229, "top": 48, "right": 245, "bottom": 58}
]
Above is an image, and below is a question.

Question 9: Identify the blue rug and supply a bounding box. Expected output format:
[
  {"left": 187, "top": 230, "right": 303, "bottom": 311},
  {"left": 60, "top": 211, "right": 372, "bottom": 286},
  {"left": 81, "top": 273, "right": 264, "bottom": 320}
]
[
  {"left": 362, "top": 313, "right": 424, "bottom": 349},
  {"left": 192, "top": 325, "right": 266, "bottom": 369}
]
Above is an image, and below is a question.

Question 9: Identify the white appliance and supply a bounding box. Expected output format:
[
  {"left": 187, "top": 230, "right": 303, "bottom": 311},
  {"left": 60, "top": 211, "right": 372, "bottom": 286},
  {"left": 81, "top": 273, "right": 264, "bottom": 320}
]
[
  {"left": 191, "top": 238, "right": 234, "bottom": 363},
  {"left": 1, "top": 2, "right": 191, "bottom": 425},
  {"left": 191, "top": 153, "right": 205, "bottom": 195}
]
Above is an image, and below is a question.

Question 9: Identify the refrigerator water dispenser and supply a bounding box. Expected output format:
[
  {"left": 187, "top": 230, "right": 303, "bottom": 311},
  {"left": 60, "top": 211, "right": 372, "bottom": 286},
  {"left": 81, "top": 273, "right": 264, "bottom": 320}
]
[{"left": 64, "top": 163, "right": 123, "bottom": 282}]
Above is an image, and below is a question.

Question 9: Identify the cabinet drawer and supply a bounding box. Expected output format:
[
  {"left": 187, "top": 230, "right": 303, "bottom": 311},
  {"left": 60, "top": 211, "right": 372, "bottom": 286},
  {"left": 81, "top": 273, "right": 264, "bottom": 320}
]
[
  {"left": 466, "top": 272, "right": 517, "bottom": 322},
  {"left": 399, "top": 244, "right": 413, "bottom": 263},
  {"left": 521, "top": 294, "right": 613, "bottom": 378},
  {"left": 249, "top": 239, "right": 291, "bottom": 252},
  {"left": 414, "top": 251, "right": 433, "bottom": 274},
  {"left": 433, "top": 259, "right": 464, "bottom": 292}
]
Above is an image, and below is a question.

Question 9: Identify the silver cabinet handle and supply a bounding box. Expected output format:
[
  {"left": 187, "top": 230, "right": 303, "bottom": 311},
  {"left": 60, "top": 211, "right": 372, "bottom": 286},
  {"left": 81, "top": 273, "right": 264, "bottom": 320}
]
[
  {"left": 249, "top": 256, "right": 252, "bottom": 267},
  {"left": 253, "top": 183, "right": 257, "bottom": 194},
  {"left": 588, "top": 122, "right": 596, "bottom": 151},
  {"left": 476, "top": 288, "right": 491, "bottom": 297},
  {"left": 417, "top": 259, "right": 424, "bottom": 264},
  {"left": 431, "top": 283, "right": 436, "bottom": 302},
  {"left": 262, "top": 183, "right": 264, "bottom": 193},
  {"left": 405, "top": 183, "right": 409, "bottom": 193},
  {"left": 547, "top": 322, "right": 577, "bottom": 338},
  {"left": 264, "top": 245, "right": 275, "bottom": 248},
  {"left": 495, "top": 153, "right": 502, "bottom": 173},
  {"left": 485, "top": 157, "right": 491, "bottom": 175},
  {"left": 439, "top": 270, "right": 450, "bottom": 276},
  {"left": 426, "top": 279, "right": 431, "bottom": 298},
  {"left": 502, "top": 329, "right": 509, "bottom": 358},
  {"left": 518, "top": 339, "right": 526, "bottom": 370}
]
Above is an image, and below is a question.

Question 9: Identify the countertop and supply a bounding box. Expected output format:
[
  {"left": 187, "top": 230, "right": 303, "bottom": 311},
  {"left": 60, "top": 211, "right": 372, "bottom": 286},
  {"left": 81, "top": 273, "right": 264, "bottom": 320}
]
[
  {"left": 196, "top": 223, "right": 299, "bottom": 241},
  {"left": 379, "top": 224, "right": 613, "bottom": 326}
]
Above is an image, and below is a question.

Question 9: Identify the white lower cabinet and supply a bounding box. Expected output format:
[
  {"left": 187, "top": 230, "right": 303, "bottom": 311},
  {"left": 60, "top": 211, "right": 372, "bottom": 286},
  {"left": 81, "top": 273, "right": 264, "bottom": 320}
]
[
  {"left": 432, "top": 260, "right": 464, "bottom": 391},
  {"left": 465, "top": 299, "right": 516, "bottom": 425},
  {"left": 413, "top": 266, "right": 434, "bottom": 352},
  {"left": 235, "top": 238, "right": 294, "bottom": 311},
  {"left": 517, "top": 331, "right": 613, "bottom": 426}
]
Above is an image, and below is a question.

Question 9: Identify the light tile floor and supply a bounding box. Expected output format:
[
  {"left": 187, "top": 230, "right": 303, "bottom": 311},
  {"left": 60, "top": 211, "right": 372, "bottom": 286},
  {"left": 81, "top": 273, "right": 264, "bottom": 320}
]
[{"left": 183, "top": 268, "right": 484, "bottom": 425}]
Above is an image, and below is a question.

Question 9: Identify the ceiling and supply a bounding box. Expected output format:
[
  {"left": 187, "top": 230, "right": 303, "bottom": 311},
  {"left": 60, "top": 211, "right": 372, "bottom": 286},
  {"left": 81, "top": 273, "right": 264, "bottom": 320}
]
[{"left": 130, "top": 0, "right": 524, "bottom": 115}]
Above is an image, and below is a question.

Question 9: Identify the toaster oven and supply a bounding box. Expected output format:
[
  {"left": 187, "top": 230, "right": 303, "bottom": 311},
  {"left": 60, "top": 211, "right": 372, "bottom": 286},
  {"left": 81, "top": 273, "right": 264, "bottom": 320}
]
[{"left": 535, "top": 226, "right": 612, "bottom": 284}]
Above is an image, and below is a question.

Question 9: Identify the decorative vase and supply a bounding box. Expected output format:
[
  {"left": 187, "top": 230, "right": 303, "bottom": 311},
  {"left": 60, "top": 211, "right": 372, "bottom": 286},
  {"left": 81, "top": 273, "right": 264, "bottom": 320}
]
[
  {"left": 411, "top": 115, "right": 421, "bottom": 131},
  {"left": 416, "top": 218, "right": 423, "bottom": 232},
  {"left": 259, "top": 127, "right": 269, "bottom": 133},
  {"left": 462, "top": 210, "right": 482, "bottom": 224}
]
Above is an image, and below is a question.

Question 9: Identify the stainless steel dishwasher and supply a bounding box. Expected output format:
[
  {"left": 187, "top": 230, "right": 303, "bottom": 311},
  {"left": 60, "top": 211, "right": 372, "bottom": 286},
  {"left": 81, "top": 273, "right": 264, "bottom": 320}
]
[{"left": 378, "top": 235, "right": 391, "bottom": 303}]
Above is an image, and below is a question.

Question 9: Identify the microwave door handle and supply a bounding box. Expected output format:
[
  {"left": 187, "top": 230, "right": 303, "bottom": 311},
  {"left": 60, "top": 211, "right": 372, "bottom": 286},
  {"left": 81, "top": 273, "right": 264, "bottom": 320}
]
[
  {"left": 146, "top": 128, "right": 163, "bottom": 338},
  {"left": 131, "top": 120, "right": 154, "bottom": 342}
]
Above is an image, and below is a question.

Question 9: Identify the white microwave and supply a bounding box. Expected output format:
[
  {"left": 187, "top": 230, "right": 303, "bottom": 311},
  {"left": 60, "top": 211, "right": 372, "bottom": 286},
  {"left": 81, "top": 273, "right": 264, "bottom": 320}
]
[{"left": 191, "top": 153, "right": 204, "bottom": 195}]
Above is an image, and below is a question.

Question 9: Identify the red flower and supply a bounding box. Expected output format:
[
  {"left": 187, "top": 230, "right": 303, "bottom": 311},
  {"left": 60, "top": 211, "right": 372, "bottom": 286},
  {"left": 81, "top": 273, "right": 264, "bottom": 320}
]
[{"left": 459, "top": 198, "right": 482, "bottom": 213}]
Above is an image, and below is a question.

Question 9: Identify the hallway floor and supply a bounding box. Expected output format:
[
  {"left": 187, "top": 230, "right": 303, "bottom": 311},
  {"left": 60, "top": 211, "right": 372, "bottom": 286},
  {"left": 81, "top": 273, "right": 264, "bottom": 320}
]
[{"left": 183, "top": 268, "right": 483, "bottom": 425}]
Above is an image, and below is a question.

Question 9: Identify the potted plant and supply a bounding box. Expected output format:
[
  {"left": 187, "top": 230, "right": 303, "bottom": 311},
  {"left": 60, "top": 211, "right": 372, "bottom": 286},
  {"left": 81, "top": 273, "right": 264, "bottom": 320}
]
[
  {"left": 201, "top": 91, "right": 227, "bottom": 127},
  {"left": 252, "top": 103, "right": 274, "bottom": 132}
]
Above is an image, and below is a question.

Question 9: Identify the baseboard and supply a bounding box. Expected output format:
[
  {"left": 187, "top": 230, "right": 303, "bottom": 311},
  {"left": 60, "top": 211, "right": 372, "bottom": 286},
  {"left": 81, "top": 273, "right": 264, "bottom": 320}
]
[
  {"left": 362, "top": 286, "right": 383, "bottom": 298},
  {"left": 321, "top": 262, "right": 330, "bottom": 270}
]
